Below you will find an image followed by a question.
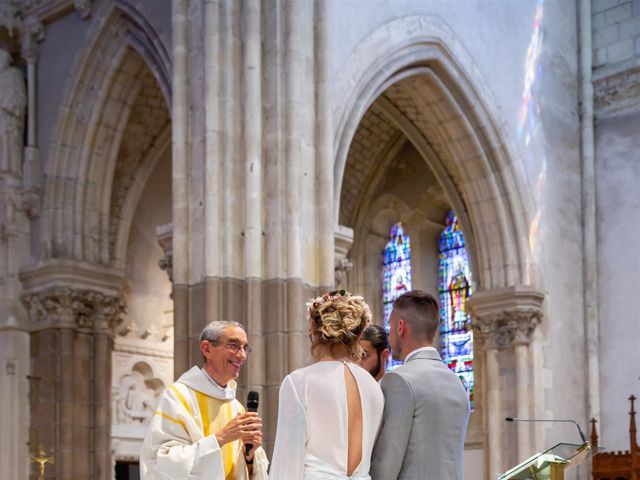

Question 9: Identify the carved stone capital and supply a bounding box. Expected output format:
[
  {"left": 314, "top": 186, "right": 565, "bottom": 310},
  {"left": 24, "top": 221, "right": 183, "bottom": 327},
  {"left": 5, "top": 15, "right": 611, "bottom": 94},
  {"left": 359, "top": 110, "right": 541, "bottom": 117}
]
[
  {"left": 19, "top": 259, "right": 125, "bottom": 334},
  {"left": 19, "top": 0, "right": 93, "bottom": 23},
  {"left": 22, "top": 287, "right": 125, "bottom": 334},
  {"left": 0, "top": 1, "right": 19, "bottom": 35},
  {"left": 334, "top": 257, "right": 353, "bottom": 287},
  {"left": 468, "top": 285, "right": 544, "bottom": 350},
  {"left": 20, "top": 15, "right": 44, "bottom": 63},
  {"left": 73, "top": 0, "right": 91, "bottom": 19},
  {"left": 21, "top": 187, "right": 40, "bottom": 219},
  {"left": 158, "top": 253, "right": 173, "bottom": 284},
  {"left": 156, "top": 223, "right": 173, "bottom": 284},
  {"left": 334, "top": 224, "right": 354, "bottom": 287}
]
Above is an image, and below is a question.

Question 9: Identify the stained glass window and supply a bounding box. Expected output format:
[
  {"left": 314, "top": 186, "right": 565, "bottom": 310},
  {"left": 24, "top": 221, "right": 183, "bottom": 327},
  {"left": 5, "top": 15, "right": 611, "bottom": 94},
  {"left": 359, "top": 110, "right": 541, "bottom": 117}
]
[
  {"left": 382, "top": 223, "right": 412, "bottom": 368},
  {"left": 382, "top": 222, "right": 412, "bottom": 327},
  {"left": 439, "top": 211, "right": 474, "bottom": 409}
]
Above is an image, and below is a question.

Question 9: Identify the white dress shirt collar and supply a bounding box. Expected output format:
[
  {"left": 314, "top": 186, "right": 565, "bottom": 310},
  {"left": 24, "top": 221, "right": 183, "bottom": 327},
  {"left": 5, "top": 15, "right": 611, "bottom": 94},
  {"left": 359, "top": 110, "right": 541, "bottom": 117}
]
[{"left": 404, "top": 346, "right": 438, "bottom": 363}]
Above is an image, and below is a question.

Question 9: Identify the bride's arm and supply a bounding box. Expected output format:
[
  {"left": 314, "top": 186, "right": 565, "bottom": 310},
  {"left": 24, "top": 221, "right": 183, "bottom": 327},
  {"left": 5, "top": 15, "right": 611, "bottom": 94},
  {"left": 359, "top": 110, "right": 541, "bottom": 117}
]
[{"left": 268, "top": 375, "right": 306, "bottom": 480}]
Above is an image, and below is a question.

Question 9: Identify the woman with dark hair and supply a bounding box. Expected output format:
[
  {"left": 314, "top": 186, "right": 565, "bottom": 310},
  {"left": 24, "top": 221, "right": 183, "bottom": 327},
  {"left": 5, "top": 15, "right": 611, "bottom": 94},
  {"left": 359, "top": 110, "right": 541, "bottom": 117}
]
[
  {"left": 269, "top": 291, "right": 384, "bottom": 480},
  {"left": 358, "top": 324, "right": 390, "bottom": 382}
]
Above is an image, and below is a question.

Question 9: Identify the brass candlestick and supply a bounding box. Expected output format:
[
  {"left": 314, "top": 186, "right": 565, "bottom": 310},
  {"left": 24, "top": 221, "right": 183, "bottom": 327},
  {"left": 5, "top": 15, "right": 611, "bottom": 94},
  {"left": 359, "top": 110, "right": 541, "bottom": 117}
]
[{"left": 30, "top": 444, "right": 54, "bottom": 480}]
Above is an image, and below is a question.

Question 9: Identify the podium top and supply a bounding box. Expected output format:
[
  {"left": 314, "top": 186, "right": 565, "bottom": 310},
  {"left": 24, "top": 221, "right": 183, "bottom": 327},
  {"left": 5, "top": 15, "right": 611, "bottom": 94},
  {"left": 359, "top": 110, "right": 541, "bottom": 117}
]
[{"left": 498, "top": 442, "right": 598, "bottom": 479}]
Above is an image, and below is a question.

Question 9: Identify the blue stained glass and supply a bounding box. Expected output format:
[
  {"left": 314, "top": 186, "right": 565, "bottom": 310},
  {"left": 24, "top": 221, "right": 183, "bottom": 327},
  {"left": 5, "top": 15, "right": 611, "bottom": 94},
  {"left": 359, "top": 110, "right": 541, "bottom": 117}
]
[
  {"left": 439, "top": 211, "right": 474, "bottom": 410},
  {"left": 382, "top": 223, "right": 412, "bottom": 369}
]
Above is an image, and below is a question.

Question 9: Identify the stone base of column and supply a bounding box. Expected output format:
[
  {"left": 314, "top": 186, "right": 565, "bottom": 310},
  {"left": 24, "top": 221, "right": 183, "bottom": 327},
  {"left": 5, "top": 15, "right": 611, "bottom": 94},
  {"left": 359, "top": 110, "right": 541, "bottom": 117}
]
[
  {"left": 469, "top": 285, "right": 545, "bottom": 478},
  {"left": 21, "top": 261, "right": 125, "bottom": 480},
  {"left": 0, "top": 326, "right": 30, "bottom": 480}
]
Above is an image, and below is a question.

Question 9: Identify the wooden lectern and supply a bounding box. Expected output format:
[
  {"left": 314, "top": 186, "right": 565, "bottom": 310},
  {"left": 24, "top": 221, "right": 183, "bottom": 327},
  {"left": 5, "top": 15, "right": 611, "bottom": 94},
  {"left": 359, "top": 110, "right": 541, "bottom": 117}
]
[{"left": 499, "top": 442, "right": 596, "bottom": 480}]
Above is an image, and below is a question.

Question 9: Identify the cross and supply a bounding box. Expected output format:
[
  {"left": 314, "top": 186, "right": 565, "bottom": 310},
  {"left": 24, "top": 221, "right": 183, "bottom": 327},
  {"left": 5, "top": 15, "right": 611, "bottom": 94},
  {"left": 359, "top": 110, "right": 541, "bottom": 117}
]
[{"left": 30, "top": 444, "right": 54, "bottom": 480}]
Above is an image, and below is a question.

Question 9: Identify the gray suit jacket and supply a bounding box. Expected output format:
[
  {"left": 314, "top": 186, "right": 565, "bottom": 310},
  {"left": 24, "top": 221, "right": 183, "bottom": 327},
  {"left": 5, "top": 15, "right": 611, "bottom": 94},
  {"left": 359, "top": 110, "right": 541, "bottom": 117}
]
[{"left": 371, "top": 348, "right": 470, "bottom": 480}]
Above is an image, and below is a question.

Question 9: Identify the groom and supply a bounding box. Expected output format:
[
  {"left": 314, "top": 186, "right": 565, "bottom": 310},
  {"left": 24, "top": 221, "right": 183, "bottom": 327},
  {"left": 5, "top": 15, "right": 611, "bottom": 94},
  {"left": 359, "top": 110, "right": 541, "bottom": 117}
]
[{"left": 371, "top": 290, "right": 470, "bottom": 480}]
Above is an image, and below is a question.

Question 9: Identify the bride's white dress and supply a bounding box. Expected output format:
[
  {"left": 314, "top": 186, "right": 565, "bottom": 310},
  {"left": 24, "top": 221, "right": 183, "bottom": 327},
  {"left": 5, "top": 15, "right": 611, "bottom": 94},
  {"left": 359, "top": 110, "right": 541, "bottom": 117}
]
[{"left": 269, "top": 361, "right": 384, "bottom": 480}]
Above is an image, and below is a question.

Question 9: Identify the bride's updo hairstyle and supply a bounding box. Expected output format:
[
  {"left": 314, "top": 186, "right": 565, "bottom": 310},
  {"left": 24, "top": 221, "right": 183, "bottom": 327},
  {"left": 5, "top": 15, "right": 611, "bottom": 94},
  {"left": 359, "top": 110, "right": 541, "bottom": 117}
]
[{"left": 306, "top": 289, "right": 372, "bottom": 361}]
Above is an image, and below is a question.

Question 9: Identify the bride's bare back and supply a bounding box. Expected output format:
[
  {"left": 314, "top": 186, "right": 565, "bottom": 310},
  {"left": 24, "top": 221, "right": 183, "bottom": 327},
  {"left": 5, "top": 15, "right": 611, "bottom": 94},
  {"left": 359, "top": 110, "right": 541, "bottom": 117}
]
[
  {"left": 268, "top": 361, "right": 384, "bottom": 479},
  {"left": 344, "top": 364, "right": 363, "bottom": 476}
]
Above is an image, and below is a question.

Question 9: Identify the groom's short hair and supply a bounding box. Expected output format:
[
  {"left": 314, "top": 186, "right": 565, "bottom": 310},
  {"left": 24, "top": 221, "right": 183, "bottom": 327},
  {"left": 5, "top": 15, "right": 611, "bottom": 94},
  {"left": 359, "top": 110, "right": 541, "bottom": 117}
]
[{"left": 393, "top": 290, "right": 440, "bottom": 342}]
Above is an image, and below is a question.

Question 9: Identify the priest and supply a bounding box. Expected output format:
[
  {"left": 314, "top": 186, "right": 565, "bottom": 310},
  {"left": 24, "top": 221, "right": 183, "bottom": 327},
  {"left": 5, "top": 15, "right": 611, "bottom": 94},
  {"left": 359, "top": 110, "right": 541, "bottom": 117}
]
[{"left": 140, "top": 321, "right": 269, "bottom": 479}]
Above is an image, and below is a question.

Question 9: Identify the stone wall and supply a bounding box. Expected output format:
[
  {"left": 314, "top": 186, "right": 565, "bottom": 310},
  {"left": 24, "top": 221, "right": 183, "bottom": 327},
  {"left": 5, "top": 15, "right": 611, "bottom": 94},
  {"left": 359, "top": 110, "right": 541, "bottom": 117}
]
[
  {"left": 593, "top": 0, "right": 640, "bottom": 69},
  {"left": 595, "top": 108, "right": 640, "bottom": 452},
  {"left": 593, "top": 0, "right": 640, "bottom": 454}
]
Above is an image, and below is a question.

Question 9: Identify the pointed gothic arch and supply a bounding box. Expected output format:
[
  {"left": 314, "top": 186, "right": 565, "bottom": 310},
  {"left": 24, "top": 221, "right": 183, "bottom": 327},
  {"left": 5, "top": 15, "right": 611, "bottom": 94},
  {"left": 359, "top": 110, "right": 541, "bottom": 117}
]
[
  {"left": 41, "top": 1, "right": 171, "bottom": 268},
  {"left": 333, "top": 15, "right": 536, "bottom": 291},
  {"left": 333, "top": 16, "right": 547, "bottom": 475}
]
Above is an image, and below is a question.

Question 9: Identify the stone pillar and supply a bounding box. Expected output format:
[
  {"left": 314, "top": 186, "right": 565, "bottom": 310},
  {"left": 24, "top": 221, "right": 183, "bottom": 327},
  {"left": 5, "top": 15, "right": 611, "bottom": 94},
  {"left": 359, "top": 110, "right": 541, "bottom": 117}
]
[
  {"left": 171, "top": 0, "right": 325, "bottom": 453},
  {"left": 21, "top": 15, "right": 44, "bottom": 220},
  {"left": 0, "top": 45, "right": 30, "bottom": 480},
  {"left": 21, "top": 263, "right": 124, "bottom": 480},
  {"left": 468, "top": 286, "right": 544, "bottom": 478},
  {"left": 0, "top": 306, "right": 30, "bottom": 480}
]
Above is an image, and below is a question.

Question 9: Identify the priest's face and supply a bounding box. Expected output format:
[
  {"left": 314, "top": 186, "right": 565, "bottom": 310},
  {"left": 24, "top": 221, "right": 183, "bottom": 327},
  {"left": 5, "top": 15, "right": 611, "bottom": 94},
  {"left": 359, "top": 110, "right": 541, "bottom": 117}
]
[{"left": 202, "top": 326, "right": 249, "bottom": 386}]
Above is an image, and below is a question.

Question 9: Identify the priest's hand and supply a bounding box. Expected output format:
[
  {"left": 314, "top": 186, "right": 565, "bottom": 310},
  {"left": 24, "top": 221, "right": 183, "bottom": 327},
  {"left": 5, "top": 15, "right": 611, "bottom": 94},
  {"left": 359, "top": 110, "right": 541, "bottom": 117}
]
[
  {"left": 214, "top": 412, "right": 263, "bottom": 447},
  {"left": 243, "top": 429, "right": 263, "bottom": 460}
]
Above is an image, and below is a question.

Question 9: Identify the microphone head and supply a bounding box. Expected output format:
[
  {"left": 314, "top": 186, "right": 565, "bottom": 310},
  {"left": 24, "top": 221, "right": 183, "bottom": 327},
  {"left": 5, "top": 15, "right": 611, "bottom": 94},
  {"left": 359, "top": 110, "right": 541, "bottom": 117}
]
[
  {"left": 505, "top": 417, "right": 515, "bottom": 422},
  {"left": 247, "top": 391, "right": 259, "bottom": 412}
]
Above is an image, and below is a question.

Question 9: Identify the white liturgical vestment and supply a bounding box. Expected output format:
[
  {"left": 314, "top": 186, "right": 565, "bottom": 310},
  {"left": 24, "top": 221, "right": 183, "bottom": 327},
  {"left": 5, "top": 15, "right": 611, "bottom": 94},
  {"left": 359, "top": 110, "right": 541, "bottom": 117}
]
[{"left": 140, "top": 366, "right": 269, "bottom": 480}]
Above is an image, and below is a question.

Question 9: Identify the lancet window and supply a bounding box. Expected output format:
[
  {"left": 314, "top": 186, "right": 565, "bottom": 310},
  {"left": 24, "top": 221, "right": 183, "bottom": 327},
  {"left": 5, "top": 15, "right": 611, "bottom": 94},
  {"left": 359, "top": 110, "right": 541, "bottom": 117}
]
[{"left": 438, "top": 211, "right": 474, "bottom": 409}]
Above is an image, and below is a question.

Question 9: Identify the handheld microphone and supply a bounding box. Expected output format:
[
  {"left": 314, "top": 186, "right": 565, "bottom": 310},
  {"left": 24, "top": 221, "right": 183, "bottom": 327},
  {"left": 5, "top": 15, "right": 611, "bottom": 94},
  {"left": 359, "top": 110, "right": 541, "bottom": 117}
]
[
  {"left": 505, "top": 416, "right": 587, "bottom": 443},
  {"left": 245, "top": 391, "right": 260, "bottom": 457}
]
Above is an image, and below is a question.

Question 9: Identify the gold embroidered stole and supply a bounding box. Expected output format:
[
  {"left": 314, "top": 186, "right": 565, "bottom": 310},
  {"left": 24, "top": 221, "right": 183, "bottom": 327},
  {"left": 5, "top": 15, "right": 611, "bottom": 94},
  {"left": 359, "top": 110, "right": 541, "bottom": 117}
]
[{"left": 195, "top": 391, "right": 240, "bottom": 480}]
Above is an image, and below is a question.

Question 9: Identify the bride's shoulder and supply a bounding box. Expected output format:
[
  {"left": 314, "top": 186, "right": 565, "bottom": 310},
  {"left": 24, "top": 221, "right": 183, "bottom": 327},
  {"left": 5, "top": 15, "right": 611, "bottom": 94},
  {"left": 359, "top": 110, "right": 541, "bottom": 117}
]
[{"left": 281, "top": 364, "right": 316, "bottom": 383}]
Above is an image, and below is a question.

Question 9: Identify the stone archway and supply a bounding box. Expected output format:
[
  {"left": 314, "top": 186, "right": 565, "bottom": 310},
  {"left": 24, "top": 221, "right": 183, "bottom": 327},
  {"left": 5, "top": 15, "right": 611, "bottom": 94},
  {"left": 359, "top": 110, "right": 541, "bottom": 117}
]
[
  {"left": 41, "top": 2, "right": 171, "bottom": 266},
  {"left": 334, "top": 16, "right": 535, "bottom": 291},
  {"left": 333, "top": 16, "right": 545, "bottom": 477},
  {"left": 20, "top": 3, "right": 173, "bottom": 479}
]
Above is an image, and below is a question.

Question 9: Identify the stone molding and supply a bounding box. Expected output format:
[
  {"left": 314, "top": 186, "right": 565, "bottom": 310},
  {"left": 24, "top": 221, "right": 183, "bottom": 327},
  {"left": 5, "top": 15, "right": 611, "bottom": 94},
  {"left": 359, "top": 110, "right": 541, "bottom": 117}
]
[
  {"left": 0, "top": 2, "right": 19, "bottom": 35},
  {"left": 22, "top": 286, "right": 125, "bottom": 333},
  {"left": 20, "top": 259, "right": 125, "bottom": 333},
  {"left": 113, "top": 342, "right": 173, "bottom": 359},
  {"left": 593, "top": 65, "right": 640, "bottom": 118},
  {"left": 20, "top": 258, "right": 124, "bottom": 292},
  {"left": 468, "top": 285, "right": 544, "bottom": 350},
  {"left": 20, "top": 0, "right": 91, "bottom": 22}
]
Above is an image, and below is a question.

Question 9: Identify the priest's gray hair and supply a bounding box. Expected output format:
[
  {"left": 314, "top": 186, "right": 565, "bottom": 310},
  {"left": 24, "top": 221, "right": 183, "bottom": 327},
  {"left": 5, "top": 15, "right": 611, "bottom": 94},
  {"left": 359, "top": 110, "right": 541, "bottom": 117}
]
[{"left": 200, "top": 320, "right": 245, "bottom": 343}]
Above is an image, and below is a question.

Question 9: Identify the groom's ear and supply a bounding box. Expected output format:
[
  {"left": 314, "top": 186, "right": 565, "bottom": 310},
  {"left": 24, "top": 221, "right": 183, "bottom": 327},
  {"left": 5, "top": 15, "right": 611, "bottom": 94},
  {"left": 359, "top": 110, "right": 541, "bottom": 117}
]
[{"left": 397, "top": 318, "right": 408, "bottom": 337}]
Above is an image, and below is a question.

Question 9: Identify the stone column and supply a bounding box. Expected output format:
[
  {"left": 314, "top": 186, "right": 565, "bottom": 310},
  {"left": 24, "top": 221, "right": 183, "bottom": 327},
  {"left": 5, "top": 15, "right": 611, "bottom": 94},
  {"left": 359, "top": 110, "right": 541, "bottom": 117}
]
[
  {"left": 469, "top": 286, "right": 544, "bottom": 478},
  {"left": 21, "top": 263, "right": 124, "bottom": 480},
  {"left": 242, "top": 0, "right": 264, "bottom": 403},
  {"left": 170, "top": 0, "right": 191, "bottom": 378},
  {"left": 21, "top": 15, "right": 44, "bottom": 220},
  {"left": 0, "top": 305, "right": 30, "bottom": 480},
  {"left": 171, "top": 0, "right": 324, "bottom": 453},
  {"left": 0, "top": 46, "right": 29, "bottom": 480}
]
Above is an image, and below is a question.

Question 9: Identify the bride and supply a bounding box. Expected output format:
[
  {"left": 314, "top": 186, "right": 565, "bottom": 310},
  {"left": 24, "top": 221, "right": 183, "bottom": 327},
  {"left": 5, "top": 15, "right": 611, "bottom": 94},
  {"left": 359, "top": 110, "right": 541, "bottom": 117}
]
[{"left": 269, "top": 290, "right": 384, "bottom": 480}]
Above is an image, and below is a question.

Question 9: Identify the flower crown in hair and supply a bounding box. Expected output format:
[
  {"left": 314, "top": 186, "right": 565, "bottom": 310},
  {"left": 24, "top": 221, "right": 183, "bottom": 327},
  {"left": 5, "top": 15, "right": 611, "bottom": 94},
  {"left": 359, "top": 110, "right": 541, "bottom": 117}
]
[{"left": 305, "top": 289, "right": 372, "bottom": 322}]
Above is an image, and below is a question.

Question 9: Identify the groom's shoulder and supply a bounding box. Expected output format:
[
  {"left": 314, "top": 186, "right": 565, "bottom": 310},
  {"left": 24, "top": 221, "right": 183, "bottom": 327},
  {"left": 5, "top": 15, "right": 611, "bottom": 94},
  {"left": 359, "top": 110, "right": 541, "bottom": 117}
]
[
  {"left": 391, "top": 357, "right": 441, "bottom": 384},
  {"left": 380, "top": 368, "right": 411, "bottom": 391}
]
